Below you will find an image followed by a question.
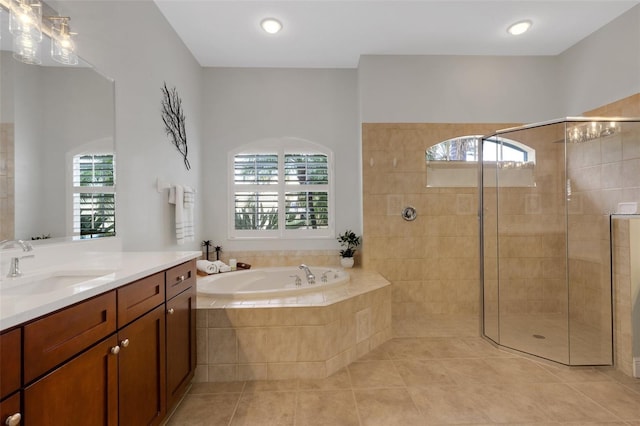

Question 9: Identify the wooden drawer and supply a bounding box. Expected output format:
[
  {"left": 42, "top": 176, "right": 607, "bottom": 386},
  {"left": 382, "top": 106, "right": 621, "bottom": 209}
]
[
  {"left": 0, "top": 328, "right": 21, "bottom": 400},
  {"left": 24, "top": 291, "right": 116, "bottom": 384},
  {"left": 165, "top": 260, "right": 196, "bottom": 300},
  {"left": 0, "top": 391, "right": 21, "bottom": 426},
  {"left": 117, "top": 272, "right": 165, "bottom": 328}
]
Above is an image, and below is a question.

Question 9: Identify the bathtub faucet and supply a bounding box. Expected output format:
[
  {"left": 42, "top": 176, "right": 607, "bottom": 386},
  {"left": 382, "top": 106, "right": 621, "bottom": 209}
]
[{"left": 299, "top": 264, "right": 315, "bottom": 284}]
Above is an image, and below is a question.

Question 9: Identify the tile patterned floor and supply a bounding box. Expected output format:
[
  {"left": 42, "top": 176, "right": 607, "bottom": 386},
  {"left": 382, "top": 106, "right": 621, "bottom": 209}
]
[{"left": 166, "top": 336, "right": 640, "bottom": 425}]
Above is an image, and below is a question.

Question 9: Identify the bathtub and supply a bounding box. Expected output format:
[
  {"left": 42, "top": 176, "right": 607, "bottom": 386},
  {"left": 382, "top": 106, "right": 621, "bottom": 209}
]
[{"left": 197, "top": 266, "right": 349, "bottom": 299}]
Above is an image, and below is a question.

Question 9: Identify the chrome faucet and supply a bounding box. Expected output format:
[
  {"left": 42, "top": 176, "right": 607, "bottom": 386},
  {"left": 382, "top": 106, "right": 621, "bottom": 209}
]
[
  {"left": 1, "top": 240, "right": 34, "bottom": 278},
  {"left": 298, "top": 264, "right": 315, "bottom": 284}
]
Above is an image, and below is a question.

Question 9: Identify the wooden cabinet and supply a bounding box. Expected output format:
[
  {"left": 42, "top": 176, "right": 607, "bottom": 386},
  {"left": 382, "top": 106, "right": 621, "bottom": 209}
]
[
  {"left": 24, "top": 335, "right": 119, "bottom": 426},
  {"left": 118, "top": 304, "right": 166, "bottom": 426},
  {"left": 3, "top": 259, "right": 196, "bottom": 426},
  {"left": 166, "top": 283, "right": 196, "bottom": 409},
  {"left": 1, "top": 328, "right": 21, "bottom": 400}
]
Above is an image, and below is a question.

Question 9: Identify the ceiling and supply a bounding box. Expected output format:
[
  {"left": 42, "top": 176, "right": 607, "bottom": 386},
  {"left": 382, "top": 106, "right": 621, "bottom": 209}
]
[{"left": 154, "top": 1, "right": 640, "bottom": 68}]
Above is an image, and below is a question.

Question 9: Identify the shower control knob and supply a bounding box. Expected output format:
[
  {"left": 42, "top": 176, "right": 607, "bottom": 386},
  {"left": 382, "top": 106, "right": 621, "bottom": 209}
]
[{"left": 5, "top": 413, "right": 21, "bottom": 426}]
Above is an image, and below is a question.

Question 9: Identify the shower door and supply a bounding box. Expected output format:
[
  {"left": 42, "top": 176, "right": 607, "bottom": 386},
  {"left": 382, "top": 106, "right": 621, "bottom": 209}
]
[
  {"left": 482, "top": 122, "right": 570, "bottom": 364},
  {"left": 481, "top": 119, "right": 616, "bottom": 365}
]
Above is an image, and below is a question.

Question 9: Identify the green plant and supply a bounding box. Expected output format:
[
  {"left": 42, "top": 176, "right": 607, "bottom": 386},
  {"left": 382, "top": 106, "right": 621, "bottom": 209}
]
[{"left": 337, "top": 229, "right": 361, "bottom": 258}]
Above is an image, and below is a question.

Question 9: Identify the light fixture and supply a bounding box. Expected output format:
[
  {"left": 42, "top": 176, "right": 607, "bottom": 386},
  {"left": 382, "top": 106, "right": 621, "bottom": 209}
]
[
  {"left": 12, "top": 31, "right": 41, "bottom": 63},
  {"left": 9, "top": 0, "right": 43, "bottom": 64},
  {"left": 260, "top": 18, "right": 282, "bottom": 34},
  {"left": 566, "top": 121, "right": 620, "bottom": 144},
  {"left": 50, "top": 16, "right": 77, "bottom": 65},
  {"left": 1, "top": 0, "right": 80, "bottom": 65},
  {"left": 507, "top": 20, "right": 532, "bottom": 36}
]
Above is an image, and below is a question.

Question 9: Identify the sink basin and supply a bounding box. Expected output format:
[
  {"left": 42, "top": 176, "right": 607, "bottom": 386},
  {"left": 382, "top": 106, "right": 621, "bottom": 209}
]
[{"left": 0, "top": 270, "right": 115, "bottom": 296}]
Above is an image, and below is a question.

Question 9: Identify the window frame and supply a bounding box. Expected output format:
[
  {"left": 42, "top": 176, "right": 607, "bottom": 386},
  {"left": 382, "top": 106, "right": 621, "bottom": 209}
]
[{"left": 228, "top": 137, "right": 335, "bottom": 240}]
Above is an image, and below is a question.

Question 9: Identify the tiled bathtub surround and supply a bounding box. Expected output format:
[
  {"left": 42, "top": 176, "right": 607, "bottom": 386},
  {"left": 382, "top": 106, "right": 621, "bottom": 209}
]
[{"left": 195, "top": 269, "right": 391, "bottom": 382}]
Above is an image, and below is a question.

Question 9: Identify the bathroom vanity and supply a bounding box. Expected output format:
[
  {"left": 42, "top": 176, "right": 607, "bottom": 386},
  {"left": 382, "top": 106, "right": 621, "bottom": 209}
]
[{"left": 0, "top": 252, "right": 199, "bottom": 426}]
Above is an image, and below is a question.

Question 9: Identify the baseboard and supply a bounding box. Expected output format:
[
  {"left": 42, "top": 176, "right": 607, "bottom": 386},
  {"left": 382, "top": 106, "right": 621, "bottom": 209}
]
[{"left": 634, "top": 357, "right": 640, "bottom": 378}]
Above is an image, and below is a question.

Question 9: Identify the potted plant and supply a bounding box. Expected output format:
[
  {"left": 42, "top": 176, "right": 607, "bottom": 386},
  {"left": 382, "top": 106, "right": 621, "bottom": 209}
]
[{"left": 337, "top": 229, "right": 361, "bottom": 268}]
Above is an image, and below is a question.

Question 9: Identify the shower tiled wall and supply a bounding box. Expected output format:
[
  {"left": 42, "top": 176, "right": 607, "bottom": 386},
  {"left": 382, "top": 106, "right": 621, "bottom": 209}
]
[
  {"left": 361, "top": 123, "right": 516, "bottom": 334},
  {"left": 0, "top": 123, "right": 14, "bottom": 241},
  {"left": 612, "top": 218, "right": 635, "bottom": 377},
  {"left": 361, "top": 93, "right": 639, "bottom": 345}
]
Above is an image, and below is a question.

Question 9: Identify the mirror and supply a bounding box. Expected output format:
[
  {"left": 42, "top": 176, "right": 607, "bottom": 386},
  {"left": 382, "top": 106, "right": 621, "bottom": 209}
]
[{"left": 0, "top": 18, "right": 116, "bottom": 242}]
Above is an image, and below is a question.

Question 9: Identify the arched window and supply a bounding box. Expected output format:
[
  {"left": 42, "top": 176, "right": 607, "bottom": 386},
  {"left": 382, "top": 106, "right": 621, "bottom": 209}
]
[
  {"left": 426, "top": 135, "right": 535, "bottom": 187},
  {"left": 228, "top": 137, "right": 334, "bottom": 239},
  {"left": 66, "top": 138, "right": 116, "bottom": 239}
]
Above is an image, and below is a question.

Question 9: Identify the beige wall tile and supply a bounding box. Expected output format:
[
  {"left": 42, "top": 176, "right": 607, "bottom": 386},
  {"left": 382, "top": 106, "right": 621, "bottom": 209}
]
[
  {"left": 237, "top": 363, "right": 268, "bottom": 381},
  {"left": 208, "top": 329, "right": 237, "bottom": 364},
  {"left": 237, "top": 328, "right": 268, "bottom": 363}
]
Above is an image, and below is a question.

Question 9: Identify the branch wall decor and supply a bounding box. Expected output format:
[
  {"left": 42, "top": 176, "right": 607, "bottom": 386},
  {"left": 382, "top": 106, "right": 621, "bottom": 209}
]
[{"left": 161, "top": 82, "right": 191, "bottom": 170}]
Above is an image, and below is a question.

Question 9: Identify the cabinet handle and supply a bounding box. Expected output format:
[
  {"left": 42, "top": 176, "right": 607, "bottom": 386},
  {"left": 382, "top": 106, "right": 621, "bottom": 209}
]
[
  {"left": 110, "top": 345, "right": 120, "bottom": 355},
  {"left": 4, "top": 413, "right": 22, "bottom": 426},
  {"left": 177, "top": 275, "right": 185, "bottom": 282},
  {"left": 167, "top": 308, "right": 175, "bottom": 315},
  {"left": 120, "top": 338, "right": 130, "bottom": 348},
  {"left": 5, "top": 413, "right": 21, "bottom": 426}
]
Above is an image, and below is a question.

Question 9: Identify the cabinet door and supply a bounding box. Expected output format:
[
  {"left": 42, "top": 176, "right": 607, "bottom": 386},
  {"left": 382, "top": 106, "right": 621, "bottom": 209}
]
[
  {"left": 24, "top": 335, "right": 119, "bottom": 426},
  {"left": 166, "top": 286, "right": 196, "bottom": 409},
  {"left": 1, "top": 328, "right": 21, "bottom": 400},
  {"left": 118, "top": 304, "right": 166, "bottom": 426},
  {"left": 0, "top": 392, "right": 22, "bottom": 426}
]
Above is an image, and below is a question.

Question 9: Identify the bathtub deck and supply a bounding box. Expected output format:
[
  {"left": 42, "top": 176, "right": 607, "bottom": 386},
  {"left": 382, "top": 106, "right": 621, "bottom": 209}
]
[
  {"left": 195, "top": 268, "right": 392, "bottom": 382},
  {"left": 196, "top": 268, "right": 389, "bottom": 309}
]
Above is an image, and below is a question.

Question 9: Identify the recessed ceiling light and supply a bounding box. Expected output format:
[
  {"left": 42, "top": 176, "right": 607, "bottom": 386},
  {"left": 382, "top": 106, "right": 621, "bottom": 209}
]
[
  {"left": 507, "top": 20, "right": 532, "bottom": 36},
  {"left": 260, "top": 18, "right": 282, "bottom": 34}
]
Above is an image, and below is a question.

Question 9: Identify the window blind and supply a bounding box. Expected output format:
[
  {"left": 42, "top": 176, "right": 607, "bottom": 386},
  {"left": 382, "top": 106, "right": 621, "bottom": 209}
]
[
  {"left": 234, "top": 154, "right": 278, "bottom": 184},
  {"left": 72, "top": 154, "right": 115, "bottom": 238}
]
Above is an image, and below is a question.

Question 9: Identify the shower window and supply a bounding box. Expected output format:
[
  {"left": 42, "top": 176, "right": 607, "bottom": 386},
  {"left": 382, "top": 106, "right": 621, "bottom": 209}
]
[
  {"left": 426, "top": 135, "right": 535, "bottom": 187},
  {"left": 229, "top": 138, "right": 334, "bottom": 239}
]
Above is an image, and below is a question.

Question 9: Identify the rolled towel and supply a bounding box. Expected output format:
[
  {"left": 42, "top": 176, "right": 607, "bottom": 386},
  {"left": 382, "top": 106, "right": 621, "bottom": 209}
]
[
  {"left": 197, "top": 260, "right": 219, "bottom": 274},
  {"left": 213, "top": 260, "right": 232, "bottom": 273}
]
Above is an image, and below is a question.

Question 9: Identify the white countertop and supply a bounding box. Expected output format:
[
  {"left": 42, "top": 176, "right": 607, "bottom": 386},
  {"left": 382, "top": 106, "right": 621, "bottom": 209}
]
[{"left": 0, "top": 251, "right": 201, "bottom": 331}]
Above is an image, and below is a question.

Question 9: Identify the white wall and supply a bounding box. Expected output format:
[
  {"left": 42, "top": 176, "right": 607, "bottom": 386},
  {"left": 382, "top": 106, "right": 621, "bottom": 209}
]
[
  {"left": 359, "top": 5, "right": 640, "bottom": 124},
  {"left": 54, "top": 0, "right": 204, "bottom": 251},
  {"left": 559, "top": 4, "right": 640, "bottom": 115},
  {"left": 358, "top": 55, "right": 563, "bottom": 124},
  {"left": 202, "top": 68, "right": 360, "bottom": 251}
]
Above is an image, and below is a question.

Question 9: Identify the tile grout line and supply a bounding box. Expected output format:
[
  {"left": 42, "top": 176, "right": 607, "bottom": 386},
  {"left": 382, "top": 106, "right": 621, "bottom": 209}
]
[
  {"left": 346, "top": 366, "right": 364, "bottom": 426},
  {"left": 226, "top": 381, "right": 247, "bottom": 426},
  {"left": 564, "top": 380, "right": 629, "bottom": 423}
]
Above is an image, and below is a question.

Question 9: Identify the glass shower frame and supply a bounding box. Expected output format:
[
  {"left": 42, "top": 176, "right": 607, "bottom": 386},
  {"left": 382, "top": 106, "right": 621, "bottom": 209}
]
[{"left": 480, "top": 117, "right": 640, "bottom": 366}]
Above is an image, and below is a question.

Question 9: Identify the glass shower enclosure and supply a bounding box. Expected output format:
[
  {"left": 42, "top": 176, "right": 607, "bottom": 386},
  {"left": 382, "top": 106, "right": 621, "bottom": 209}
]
[{"left": 480, "top": 118, "right": 640, "bottom": 365}]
